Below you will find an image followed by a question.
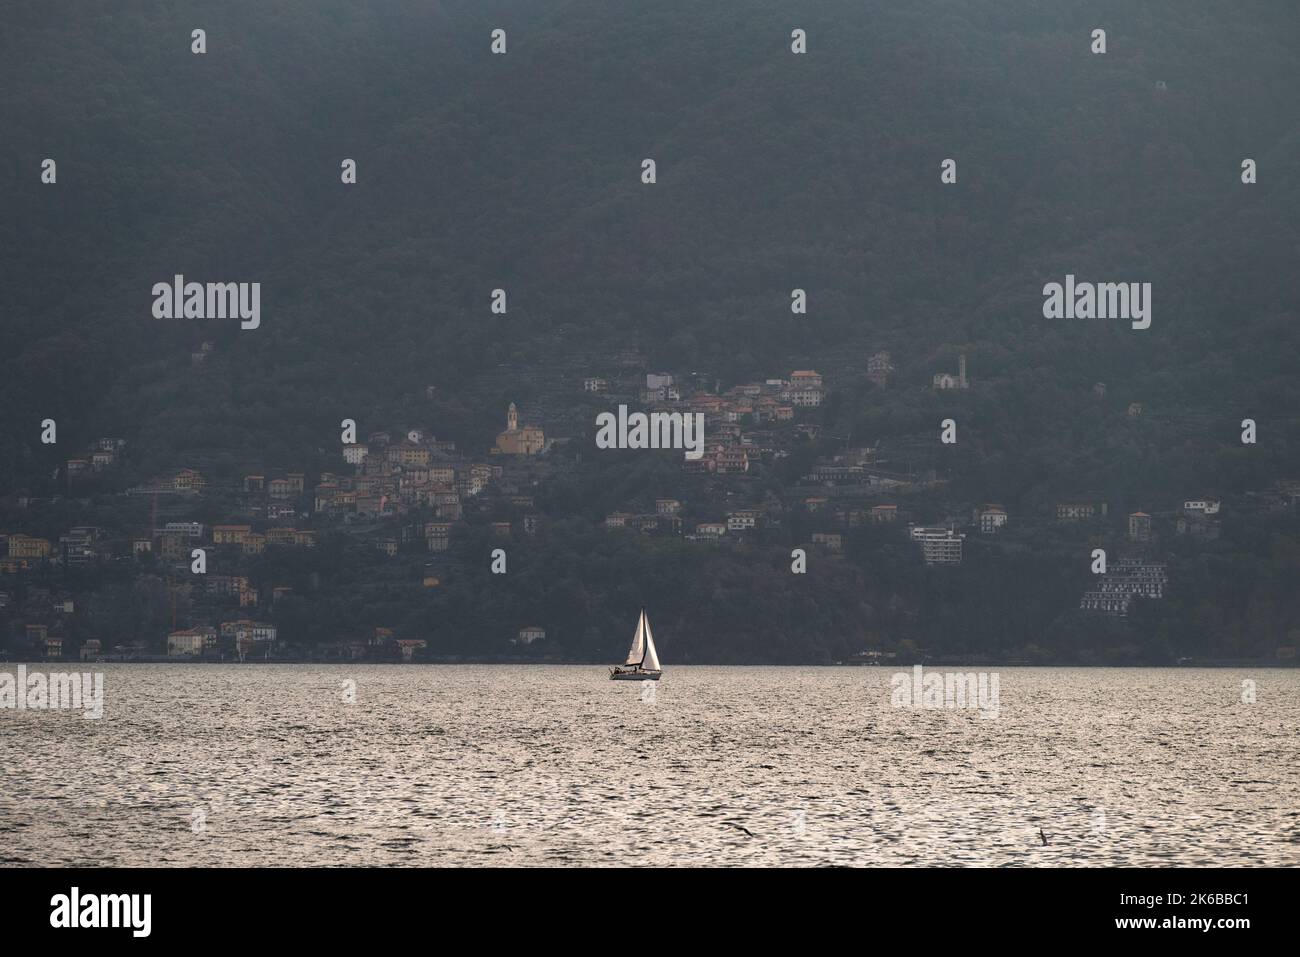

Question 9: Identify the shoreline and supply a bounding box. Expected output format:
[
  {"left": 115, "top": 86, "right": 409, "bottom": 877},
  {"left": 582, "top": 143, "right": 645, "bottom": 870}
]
[{"left": 1, "top": 657, "right": 1294, "bottom": 668}]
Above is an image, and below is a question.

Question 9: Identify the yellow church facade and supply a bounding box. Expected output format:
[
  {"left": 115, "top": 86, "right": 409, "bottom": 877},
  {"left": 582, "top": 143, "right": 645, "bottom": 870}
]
[{"left": 495, "top": 403, "right": 545, "bottom": 455}]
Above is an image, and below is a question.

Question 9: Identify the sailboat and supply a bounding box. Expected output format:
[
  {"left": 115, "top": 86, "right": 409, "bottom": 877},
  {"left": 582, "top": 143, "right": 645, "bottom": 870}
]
[{"left": 610, "top": 607, "right": 663, "bottom": 681}]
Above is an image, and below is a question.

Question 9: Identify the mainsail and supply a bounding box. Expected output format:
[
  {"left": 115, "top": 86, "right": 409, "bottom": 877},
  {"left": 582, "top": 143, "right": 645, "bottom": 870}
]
[{"left": 624, "top": 610, "right": 647, "bottom": 666}]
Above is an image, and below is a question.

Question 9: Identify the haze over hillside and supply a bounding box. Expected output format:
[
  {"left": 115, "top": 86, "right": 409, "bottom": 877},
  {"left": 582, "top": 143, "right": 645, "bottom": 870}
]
[{"left": 2, "top": 2, "right": 1298, "bottom": 663}]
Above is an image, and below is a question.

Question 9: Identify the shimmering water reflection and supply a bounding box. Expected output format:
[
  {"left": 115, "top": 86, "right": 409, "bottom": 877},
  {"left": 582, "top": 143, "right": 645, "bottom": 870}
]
[{"left": 2, "top": 665, "right": 1296, "bottom": 866}]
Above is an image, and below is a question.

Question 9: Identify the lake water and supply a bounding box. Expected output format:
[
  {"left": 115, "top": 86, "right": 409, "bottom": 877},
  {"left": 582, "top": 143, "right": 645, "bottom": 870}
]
[{"left": 2, "top": 665, "right": 1297, "bottom": 866}]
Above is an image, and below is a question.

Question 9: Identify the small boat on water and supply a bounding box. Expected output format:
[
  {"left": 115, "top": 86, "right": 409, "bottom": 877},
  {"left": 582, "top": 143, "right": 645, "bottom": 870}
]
[{"left": 610, "top": 607, "right": 663, "bottom": 681}]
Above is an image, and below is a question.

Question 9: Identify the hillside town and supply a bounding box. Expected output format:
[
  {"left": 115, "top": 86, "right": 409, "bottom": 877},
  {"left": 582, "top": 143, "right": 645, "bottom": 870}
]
[{"left": 2, "top": 352, "right": 1298, "bottom": 665}]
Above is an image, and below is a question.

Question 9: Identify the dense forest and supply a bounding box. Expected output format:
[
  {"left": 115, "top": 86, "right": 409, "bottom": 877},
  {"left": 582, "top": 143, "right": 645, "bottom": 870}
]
[{"left": 2, "top": 1, "right": 1298, "bottom": 663}]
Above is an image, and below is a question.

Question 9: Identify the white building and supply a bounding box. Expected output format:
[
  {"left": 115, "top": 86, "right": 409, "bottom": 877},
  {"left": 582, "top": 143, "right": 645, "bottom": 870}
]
[
  {"left": 909, "top": 525, "right": 964, "bottom": 564},
  {"left": 976, "top": 505, "right": 1008, "bottom": 534},
  {"left": 786, "top": 388, "right": 823, "bottom": 407},
  {"left": 726, "top": 510, "right": 758, "bottom": 531},
  {"left": 516, "top": 626, "right": 546, "bottom": 645},
  {"left": 164, "top": 522, "right": 205, "bottom": 539},
  {"left": 1080, "top": 560, "right": 1169, "bottom": 616},
  {"left": 933, "top": 354, "right": 970, "bottom": 391}
]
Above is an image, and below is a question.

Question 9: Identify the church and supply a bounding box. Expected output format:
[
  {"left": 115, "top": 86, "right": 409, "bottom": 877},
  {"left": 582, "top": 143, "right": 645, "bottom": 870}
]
[{"left": 494, "top": 403, "right": 546, "bottom": 455}]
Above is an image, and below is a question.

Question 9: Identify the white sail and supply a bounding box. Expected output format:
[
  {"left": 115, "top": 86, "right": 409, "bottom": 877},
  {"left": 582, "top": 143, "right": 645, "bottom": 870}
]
[
  {"left": 641, "top": 614, "right": 661, "bottom": 672},
  {"left": 624, "top": 611, "right": 646, "bottom": 666}
]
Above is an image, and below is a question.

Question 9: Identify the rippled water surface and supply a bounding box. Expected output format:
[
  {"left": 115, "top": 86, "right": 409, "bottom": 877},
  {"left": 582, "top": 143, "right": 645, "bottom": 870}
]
[{"left": 2, "top": 665, "right": 1297, "bottom": 866}]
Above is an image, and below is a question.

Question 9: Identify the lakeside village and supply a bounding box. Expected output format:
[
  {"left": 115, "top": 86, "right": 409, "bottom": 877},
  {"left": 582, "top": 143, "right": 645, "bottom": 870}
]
[{"left": 3, "top": 347, "right": 1298, "bottom": 665}]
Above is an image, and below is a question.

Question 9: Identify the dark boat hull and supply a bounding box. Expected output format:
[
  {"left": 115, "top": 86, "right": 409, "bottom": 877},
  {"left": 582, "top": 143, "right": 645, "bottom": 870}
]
[{"left": 609, "top": 669, "right": 662, "bottom": 681}]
